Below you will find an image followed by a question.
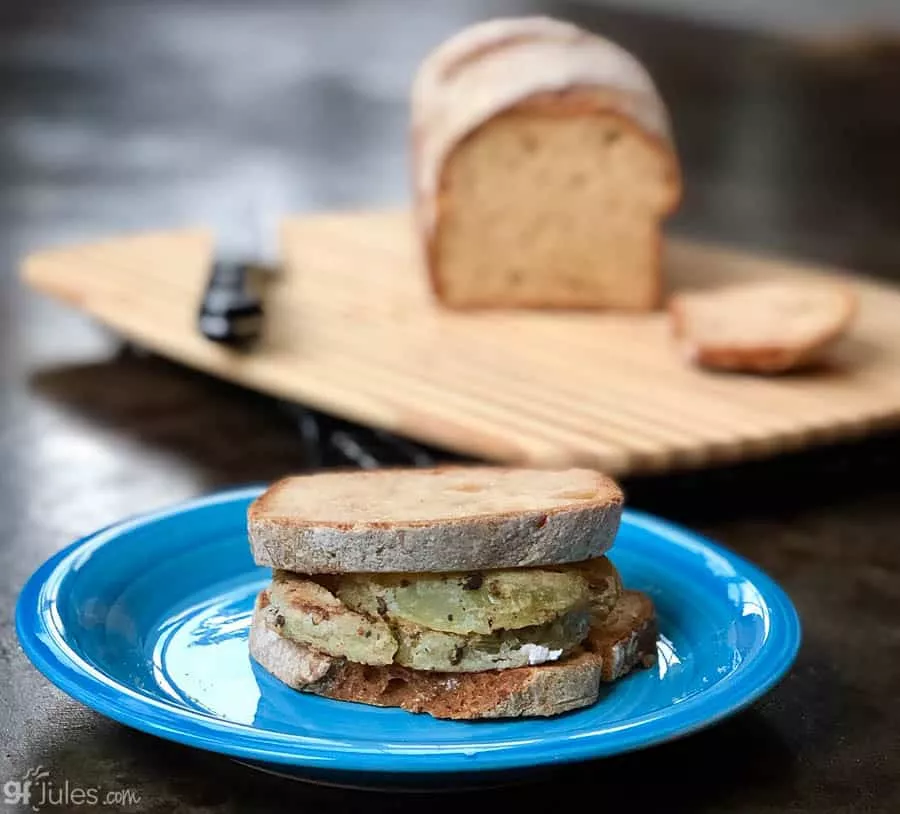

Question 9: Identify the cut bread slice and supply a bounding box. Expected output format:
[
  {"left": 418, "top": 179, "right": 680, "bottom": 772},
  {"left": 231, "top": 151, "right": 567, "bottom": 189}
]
[
  {"left": 669, "top": 281, "right": 857, "bottom": 373},
  {"left": 248, "top": 590, "right": 657, "bottom": 720},
  {"left": 412, "top": 17, "right": 681, "bottom": 310},
  {"left": 248, "top": 467, "right": 623, "bottom": 573},
  {"left": 583, "top": 589, "right": 659, "bottom": 682}
]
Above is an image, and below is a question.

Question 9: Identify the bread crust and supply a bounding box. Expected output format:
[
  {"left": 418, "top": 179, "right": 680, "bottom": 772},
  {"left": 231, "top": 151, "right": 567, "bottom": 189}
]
[
  {"left": 248, "top": 590, "right": 657, "bottom": 719},
  {"left": 248, "top": 467, "right": 624, "bottom": 574},
  {"left": 584, "top": 589, "right": 659, "bottom": 681},
  {"left": 669, "top": 283, "right": 857, "bottom": 374}
]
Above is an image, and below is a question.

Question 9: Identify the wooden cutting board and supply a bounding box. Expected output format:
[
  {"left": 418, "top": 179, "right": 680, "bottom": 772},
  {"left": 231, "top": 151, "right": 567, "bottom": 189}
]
[{"left": 22, "top": 210, "right": 900, "bottom": 475}]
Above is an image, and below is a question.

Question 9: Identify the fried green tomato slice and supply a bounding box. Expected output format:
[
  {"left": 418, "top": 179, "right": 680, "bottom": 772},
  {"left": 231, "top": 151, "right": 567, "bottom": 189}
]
[
  {"left": 337, "top": 568, "right": 590, "bottom": 635},
  {"left": 267, "top": 571, "right": 397, "bottom": 665},
  {"left": 391, "top": 610, "right": 592, "bottom": 672},
  {"left": 567, "top": 556, "right": 622, "bottom": 621}
]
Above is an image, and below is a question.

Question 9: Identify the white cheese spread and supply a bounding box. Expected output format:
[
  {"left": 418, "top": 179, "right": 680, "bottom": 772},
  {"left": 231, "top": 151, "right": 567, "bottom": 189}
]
[{"left": 519, "top": 643, "right": 564, "bottom": 666}]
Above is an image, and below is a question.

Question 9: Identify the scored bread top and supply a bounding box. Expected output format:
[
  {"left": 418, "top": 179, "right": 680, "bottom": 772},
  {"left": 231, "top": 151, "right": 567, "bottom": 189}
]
[
  {"left": 248, "top": 467, "right": 623, "bottom": 573},
  {"left": 412, "top": 16, "right": 677, "bottom": 235}
]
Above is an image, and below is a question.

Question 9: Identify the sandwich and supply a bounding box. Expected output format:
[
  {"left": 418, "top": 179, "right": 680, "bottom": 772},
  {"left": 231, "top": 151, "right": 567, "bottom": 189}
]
[{"left": 247, "top": 467, "right": 657, "bottom": 720}]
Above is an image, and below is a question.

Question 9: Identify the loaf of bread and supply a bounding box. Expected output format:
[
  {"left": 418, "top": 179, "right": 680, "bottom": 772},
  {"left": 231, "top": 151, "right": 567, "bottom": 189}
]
[{"left": 411, "top": 17, "right": 681, "bottom": 310}]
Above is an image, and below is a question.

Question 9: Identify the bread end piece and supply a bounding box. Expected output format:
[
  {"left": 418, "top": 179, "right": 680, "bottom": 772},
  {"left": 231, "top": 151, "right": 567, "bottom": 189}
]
[
  {"left": 669, "top": 281, "right": 857, "bottom": 374},
  {"left": 248, "top": 589, "right": 657, "bottom": 720}
]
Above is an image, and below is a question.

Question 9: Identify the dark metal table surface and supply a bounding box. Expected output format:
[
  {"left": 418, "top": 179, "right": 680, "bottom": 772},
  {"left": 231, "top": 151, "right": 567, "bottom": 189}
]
[{"left": 2, "top": 1, "right": 899, "bottom": 811}]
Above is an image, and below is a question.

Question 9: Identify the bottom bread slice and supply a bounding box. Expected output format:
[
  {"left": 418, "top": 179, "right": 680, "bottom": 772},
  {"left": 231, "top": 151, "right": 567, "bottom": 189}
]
[{"left": 248, "top": 588, "right": 657, "bottom": 720}]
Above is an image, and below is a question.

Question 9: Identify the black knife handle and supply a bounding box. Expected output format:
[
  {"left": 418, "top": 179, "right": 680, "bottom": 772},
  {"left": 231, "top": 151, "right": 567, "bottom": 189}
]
[{"left": 198, "top": 260, "right": 264, "bottom": 345}]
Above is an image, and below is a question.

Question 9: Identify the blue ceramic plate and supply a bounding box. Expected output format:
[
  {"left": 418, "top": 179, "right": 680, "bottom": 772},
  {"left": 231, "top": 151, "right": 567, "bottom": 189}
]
[{"left": 17, "top": 487, "right": 800, "bottom": 786}]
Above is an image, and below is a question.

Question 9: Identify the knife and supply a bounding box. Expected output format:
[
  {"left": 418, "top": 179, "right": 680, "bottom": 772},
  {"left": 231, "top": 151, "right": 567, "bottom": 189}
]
[{"left": 197, "top": 204, "right": 280, "bottom": 346}]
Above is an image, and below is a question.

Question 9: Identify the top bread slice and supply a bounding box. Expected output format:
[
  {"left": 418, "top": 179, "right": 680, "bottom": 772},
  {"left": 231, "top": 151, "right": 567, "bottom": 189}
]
[
  {"left": 669, "top": 281, "right": 857, "bottom": 374},
  {"left": 248, "top": 467, "right": 623, "bottom": 573},
  {"left": 411, "top": 16, "right": 681, "bottom": 310}
]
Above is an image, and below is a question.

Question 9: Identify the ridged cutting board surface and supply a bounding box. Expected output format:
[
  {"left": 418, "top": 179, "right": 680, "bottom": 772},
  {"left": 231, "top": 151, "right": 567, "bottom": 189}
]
[{"left": 22, "top": 210, "right": 900, "bottom": 475}]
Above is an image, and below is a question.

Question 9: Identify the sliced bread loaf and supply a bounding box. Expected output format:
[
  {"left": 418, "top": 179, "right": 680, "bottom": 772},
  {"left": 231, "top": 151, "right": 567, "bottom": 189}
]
[
  {"left": 412, "top": 16, "right": 681, "bottom": 310},
  {"left": 248, "top": 467, "right": 623, "bottom": 573},
  {"left": 670, "top": 281, "right": 857, "bottom": 373}
]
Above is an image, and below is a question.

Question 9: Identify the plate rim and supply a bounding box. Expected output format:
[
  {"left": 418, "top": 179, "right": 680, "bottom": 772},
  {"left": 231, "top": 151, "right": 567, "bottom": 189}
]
[{"left": 16, "top": 486, "right": 802, "bottom": 774}]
